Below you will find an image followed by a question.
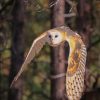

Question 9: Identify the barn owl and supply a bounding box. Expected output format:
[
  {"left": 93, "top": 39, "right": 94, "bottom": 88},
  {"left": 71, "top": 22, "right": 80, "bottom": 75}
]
[{"left": 11, "top": 26, "right": 87, "bottom": 100}]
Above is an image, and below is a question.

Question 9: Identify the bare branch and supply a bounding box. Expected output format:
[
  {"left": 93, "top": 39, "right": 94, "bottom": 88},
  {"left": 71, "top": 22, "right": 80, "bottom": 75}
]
[
  {"left": 65, "top": 0, "right": 73, "bottom": 5},
  {"left": 24, "top": 0, "right": 60, "bottom": 12},
  {"left": 64, "top": 13, "right": 76, "bottom": 17},
  {"left": 65, "top": 0, "right": 77, "bottom": 17},
  {"left": 50, "top": 73, "right": 66, "bottom": 79},
  {"left": 49, "top": 0, "right": 60, "bottom": 7}
]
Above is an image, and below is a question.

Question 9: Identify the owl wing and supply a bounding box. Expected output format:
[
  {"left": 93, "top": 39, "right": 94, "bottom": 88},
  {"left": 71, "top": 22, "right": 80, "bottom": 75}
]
[
  {"left": 66, "top": 41, "right": 87, "bottom": 100},
  {"left": 11, "top": 33, "right": 47, "bottom": 87}
]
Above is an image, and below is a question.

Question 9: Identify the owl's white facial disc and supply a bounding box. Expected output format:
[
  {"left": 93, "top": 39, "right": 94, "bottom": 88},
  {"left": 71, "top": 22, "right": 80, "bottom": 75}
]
[{"left": 47, "top": 30, "right": 63, "bottom": 46}]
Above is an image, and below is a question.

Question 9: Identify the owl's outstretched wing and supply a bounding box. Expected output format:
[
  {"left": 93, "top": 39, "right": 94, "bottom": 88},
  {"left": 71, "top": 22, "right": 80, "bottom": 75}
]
[{"left": 11, "top": 33, "right": 47, "bottom": 87}]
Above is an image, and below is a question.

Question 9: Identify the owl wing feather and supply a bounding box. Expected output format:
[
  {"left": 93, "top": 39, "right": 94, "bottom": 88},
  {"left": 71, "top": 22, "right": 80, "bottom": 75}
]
[
  {"left": 66, "top": 41, "right": 87, "bottom": 100},
  {"left": 11, "top": 33, "right": 47, "bottom": 87}
]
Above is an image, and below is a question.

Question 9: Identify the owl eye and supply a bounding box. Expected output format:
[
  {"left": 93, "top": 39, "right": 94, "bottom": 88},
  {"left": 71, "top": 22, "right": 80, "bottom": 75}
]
[
  {"left": 55, "top": 35, "right": 58, "bottom": 38},
  {"left": 48, "top": 35, "right": 51, "bottom": 38}
]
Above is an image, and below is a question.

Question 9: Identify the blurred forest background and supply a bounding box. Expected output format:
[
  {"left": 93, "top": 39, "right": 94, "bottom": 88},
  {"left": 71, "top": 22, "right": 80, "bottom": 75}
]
[{"left": 0, "top": 0, "right": 100, "bottom": 100}]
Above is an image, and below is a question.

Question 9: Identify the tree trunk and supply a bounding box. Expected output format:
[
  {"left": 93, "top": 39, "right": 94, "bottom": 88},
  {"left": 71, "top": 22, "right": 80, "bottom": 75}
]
[
  {"left": 76, "top": 0, "right": 94, "bottom": 100},
  {"left": 76, "top": 0, "right": 92, "bottom": 47},
  {"left": 8, "top": 0, "right": 25, "bottom": 100},
  {"left": 50, "top": 0, "right": 66, "bottom": 100}
]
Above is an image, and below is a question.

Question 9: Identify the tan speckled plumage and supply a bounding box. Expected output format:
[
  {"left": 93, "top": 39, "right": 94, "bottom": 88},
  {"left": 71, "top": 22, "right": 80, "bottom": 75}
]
[
  {"left": 11, "top": 26, "right": 87, "bottom": 100},
  {"left": 66, "top": 35, "right": 87, "bottom": 100}
]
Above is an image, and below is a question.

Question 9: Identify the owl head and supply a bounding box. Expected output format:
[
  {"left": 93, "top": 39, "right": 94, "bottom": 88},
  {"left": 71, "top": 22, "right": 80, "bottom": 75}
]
[{"left": 47, "top": 30, "right": 65, "bottom": 46}]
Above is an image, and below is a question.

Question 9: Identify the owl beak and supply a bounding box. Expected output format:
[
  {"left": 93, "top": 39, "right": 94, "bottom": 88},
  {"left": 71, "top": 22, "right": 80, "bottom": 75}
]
[
  {"left": 50, "top": 38, "right": 53, "bottom": 43},
  {"left": 49, "top": 40, "right": 54, "bottom": 46}
]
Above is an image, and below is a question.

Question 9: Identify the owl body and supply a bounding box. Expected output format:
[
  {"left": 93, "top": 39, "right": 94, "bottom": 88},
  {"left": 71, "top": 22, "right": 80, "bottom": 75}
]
[{"left": 11, "top": 26, "right": 87, "bottom": 100}]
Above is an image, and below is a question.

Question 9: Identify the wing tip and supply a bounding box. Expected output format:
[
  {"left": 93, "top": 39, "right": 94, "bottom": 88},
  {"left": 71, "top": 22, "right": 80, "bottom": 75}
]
[{"left": 10, "top": 76, "right": 18, "bottom": 88}]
